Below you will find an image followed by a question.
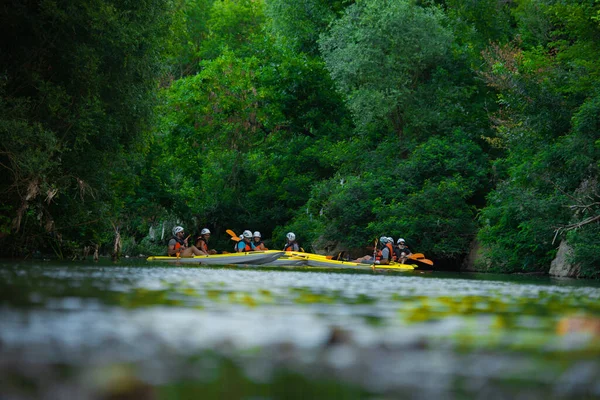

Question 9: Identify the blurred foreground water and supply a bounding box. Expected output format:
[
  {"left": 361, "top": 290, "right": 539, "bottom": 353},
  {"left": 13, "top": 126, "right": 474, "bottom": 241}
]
[{"left": 1, "top": 259, "right": 600, "bottom": 399}]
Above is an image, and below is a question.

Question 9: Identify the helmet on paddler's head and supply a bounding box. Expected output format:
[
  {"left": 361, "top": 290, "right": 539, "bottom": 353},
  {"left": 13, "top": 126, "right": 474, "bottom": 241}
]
[
  {"left": 379, "top": 236, "right": 388, "bottom": 244},
  {"left": 173, "top": 226, "right": 184, "bottom": 236},
  {"left": 201, "top": 228, "right": 211, "bottom": 235},
  {"left": 243, "top": 230, "right": 253, "bottom": 239},
  {"left": 253, "top": 231, "right": 261, "bottom": 238},
  {"left": 387, "top": 237, "right": 394, "bottom": 244},
  {"left": 286, "top": 232, "right": 296, "bottom": 241},
  {"left": 397, "top": 238, "right": 405, "bottom": 244}
]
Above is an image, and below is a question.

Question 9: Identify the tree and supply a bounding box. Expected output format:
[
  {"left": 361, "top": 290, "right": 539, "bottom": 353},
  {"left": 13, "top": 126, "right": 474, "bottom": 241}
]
[
  {"left": 265, "top": 0, "right": 341, "bottom": 55},
  {"left": 476, "top": 0, "right": 600, "bottom": 273},
  {"left": 319, "top": 0, "right": 453, "bottom": 139},
  {"left": 0, "top": 0, "right": 177, "bottom": 256}
]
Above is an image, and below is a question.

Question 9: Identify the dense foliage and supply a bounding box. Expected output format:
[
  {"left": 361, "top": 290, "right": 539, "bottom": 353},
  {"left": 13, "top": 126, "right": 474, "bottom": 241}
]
[
  {"left": 0, "top": 0, "right": 177, "bottom": 257},
  {"left": 1, "top": 0, "right": 598, "bottom": 276}
]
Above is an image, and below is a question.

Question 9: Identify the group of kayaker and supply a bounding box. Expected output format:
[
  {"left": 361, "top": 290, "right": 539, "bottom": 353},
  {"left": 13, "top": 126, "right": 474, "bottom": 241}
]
[
  {"left": 234, "top": 230, "right": 301, "bottom": 252},
  {"left": 353, "top": 236, "right": 412, "bottom": 265},
  {"left": 167, "top": 226, "right": 301, "bottom": 257},
  {"left": 167, "top": 226, "right": 412, "bottom": 264},
  {"left": 235, "top": 230, "right": 267, "bottom": 252}
]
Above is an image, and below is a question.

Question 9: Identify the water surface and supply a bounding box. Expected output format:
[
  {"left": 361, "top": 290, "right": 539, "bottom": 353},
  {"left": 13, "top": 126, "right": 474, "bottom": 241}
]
[{"left": 1, "top": 259, "right": 599, "bottom": 399}]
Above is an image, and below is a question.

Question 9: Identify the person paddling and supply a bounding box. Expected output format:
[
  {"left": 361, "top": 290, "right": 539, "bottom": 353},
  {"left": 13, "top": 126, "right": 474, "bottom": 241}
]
[
  {"left": 283, "top": 232, "right": 300, "bottom": 252},
  {"left": 195, "top": 228, "right": 217, "bottom": 255},
  {"left": 168, "top": 226, "right": 203, "bottom": 257},
  {"left": 352, "top": 236, "right": 391, "bottom": 264},
  {"left": 236, "top": 230, "right": 256, "bottom": 252},
  {"left": 252, "top": 231, "right": 268, "bottom": 250}
]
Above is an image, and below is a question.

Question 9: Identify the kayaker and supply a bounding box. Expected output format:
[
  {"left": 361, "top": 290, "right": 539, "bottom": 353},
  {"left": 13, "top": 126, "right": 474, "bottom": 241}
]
[
  {"left": 168, "top": 226, "right": 203, "bottom": 257},
  {"left": 232, "top": 235, "right": 243, "bottom": 252},
  {"left": 236, "top": 230, "right": 256, "bottom": 252},
  {"left": 396, "top": 238, "right": 412, "bottom": 264},
  {"left": 374, "top": 236, "right": 393, "bottom": 265},
  {"left": 195, "top": 228, "right": 217, "bottom": 255},
  {"left": 388, "top": 237, "right": 398, "bottom": 261},
  {"left": 283, "top": 232, "right": 300, "bottom": 252},
  {"left": 253, "top": 231, "right": 268, "bottom": 250}
]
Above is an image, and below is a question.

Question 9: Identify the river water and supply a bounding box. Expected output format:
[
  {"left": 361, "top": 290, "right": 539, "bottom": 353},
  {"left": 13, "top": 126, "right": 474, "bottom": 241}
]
[{"left": 1, "top": 259, "right": 599, "bottom": 399}]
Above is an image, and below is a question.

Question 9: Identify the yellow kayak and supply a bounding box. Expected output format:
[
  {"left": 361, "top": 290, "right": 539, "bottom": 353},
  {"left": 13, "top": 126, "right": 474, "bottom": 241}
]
[{"left": 285, "top": 252, "right": 416, "bottom": 271}]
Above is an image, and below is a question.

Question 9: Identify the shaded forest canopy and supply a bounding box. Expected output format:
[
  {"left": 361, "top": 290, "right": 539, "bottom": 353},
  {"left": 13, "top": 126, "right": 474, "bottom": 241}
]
[{"left": 1, "top": 0, "right": 599, "bottom": 277}]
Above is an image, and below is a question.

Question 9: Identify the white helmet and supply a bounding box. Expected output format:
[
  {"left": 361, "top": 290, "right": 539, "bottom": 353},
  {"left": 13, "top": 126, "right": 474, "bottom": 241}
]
[
  {"left": 397, "top": 238, "right": 405, "bottom": 244},
  {"left": 387, "top": 237, "right": 394, "bottom": 244},
  {"left": 172, "top": 226, "right": 184, "bottom": 236},
  {"left": 286, "top": 232, "right": 296, "bottom": 241},
  {"left": 253, "top": 231, "right": 261, "bottom": 238},
  {"left": 201, "top": 228, "right": 211, "bottom": 235},
  {"left": 243, "top": 230, "right": 253, "bottom": 239},
  {"left": 379, "top": 236, "right": 388, "bottom": 244}
]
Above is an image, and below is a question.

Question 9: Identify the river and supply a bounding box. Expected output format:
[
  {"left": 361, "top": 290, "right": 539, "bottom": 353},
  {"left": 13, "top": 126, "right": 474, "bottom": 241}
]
[{"left": 1, "top": 259, "right": 599, "bottom": 399}]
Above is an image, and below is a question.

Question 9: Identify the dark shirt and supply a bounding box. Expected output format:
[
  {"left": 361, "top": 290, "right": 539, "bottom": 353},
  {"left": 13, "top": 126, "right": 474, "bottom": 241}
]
[{"left": 398, "top": 245, "right": 411, "bottom": 253}]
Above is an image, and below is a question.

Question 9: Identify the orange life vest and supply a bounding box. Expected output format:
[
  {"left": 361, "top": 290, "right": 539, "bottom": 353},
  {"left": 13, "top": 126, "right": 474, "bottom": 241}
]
[
  {"left": 170, "top": 236, "right": 185, "bottom": 256},
  {"left": 375, "top": 243, "right": 394, "bottom": 261},
  {"left": 239, "top": 242, "right": 254, "bottom": 252},
  {"left": 196, "top": 237, "right": 208, "bottom": 253},
  {"left": 254, "top": 240, "right": 267, "bottom": 250},
  {"left": 284, "top": 242, "right": 299, "bottom": 252}
]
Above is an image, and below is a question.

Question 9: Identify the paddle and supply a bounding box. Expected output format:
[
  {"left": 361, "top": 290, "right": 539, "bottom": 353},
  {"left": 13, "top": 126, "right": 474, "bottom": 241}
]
[
  {"left": 371, "top": 237, "right": 378, "bottom": 271},
  {"left": 226, "top": 229, "right": 241, "bottom": 242},
  {"left": 411, "top": 253, "right": 425, "bottom": 259},
  {"left": 408, "top": 254, "right": 434, "bottom": 265}
]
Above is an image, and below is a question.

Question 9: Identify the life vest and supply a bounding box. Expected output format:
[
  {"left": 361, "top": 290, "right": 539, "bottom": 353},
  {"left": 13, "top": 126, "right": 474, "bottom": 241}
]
[
  {"left": 170, "top": 236, "right": 185, "bottom": 256},
  {"left": 389, "top": 243, "right": 398, "bottom": 261},
  {"left": 196, "top": 237, "right": 208, "bottom": 253},
  {"left": 254, "top": 240, "right": 267, "bottom": 250},
  {"left": 283, "top": 242, "right": 299, "bottom": 252},
  {"left": 375, "top": 243, "right": 394, "bottom": 261},
  {"left": 239, "top": 241, "right": 254, "bottom": 252}
]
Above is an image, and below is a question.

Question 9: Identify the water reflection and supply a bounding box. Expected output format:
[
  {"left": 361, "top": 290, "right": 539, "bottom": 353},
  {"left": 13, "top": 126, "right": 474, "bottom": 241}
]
[{"left": 1, "top": 261, "right": 600, "bottom": 399}]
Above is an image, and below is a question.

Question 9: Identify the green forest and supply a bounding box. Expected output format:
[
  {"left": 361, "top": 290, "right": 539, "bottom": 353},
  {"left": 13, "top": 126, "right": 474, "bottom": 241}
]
[{"left": 1, "top": 0, "right": 599, "bottom": 277}]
